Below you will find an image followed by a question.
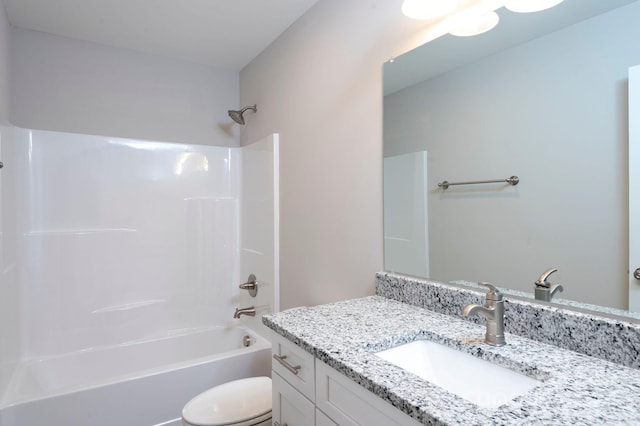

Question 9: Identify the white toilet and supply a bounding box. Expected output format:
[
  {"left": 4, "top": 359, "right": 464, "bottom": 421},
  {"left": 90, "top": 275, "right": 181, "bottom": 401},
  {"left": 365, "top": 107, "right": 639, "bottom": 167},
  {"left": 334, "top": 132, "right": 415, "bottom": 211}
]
[{"left": 182, "top": 376, "right": 272, "bottom": 426}]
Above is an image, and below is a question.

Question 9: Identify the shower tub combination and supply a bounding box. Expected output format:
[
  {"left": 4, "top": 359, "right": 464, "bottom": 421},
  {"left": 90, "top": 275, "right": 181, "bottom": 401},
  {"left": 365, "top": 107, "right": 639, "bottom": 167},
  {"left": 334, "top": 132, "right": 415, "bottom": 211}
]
[
  {"left": 0, "top": 326, "right": 271, "bottom": 426},
  {"left": 0, "top": 129, "right": 279, "bottom": 425}
]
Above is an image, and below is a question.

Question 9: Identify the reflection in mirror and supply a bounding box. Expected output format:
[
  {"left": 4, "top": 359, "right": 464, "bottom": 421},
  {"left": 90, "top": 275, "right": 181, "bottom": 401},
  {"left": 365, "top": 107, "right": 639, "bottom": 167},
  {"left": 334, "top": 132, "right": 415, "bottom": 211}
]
[{"left": 383, "top": 0, "right": 640, "bottom": 316}]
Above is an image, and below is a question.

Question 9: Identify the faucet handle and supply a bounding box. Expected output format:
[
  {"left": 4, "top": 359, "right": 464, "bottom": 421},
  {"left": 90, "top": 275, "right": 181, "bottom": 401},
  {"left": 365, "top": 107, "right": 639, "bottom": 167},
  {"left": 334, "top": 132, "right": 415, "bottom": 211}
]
[
  {"left": 239, "top": 274, "right": 258, "bottom": 297},
  {"left": 536, "top": 268, "right": 558, "bottom": 287},
  {"left": 479, "top": 282, "right": 502, "bottom": 301}
]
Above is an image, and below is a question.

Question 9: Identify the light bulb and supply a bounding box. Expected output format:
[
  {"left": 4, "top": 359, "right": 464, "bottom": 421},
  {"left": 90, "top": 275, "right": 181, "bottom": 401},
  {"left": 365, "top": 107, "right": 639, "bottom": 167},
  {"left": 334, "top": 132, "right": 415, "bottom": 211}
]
[
  {"left": 505, "top": 0, "right": 564, "bottom": 13},
  {"left": 401, "top": 0, "right": 460, "bottom": 20}
]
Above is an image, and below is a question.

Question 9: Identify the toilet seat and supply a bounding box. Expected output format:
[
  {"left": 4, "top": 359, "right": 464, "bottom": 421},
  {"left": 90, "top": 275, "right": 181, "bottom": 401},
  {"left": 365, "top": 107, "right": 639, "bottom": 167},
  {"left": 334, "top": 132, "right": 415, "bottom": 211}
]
[{"left": 182, "top": 376, "right": 272, "bottom": 426}]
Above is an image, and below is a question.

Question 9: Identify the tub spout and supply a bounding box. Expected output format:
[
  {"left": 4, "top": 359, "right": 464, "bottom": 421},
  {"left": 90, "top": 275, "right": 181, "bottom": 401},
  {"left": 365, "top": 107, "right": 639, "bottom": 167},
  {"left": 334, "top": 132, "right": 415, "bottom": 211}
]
[{"left": 233, "top": 306, "right": 256, "bottom": 319}]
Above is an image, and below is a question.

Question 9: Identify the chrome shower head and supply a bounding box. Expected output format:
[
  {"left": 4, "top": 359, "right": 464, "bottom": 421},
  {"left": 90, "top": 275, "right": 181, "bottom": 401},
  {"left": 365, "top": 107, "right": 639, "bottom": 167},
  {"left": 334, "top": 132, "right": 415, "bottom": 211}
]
[{"left": 228, "top": 105, "right": 257, "bottom": 125}]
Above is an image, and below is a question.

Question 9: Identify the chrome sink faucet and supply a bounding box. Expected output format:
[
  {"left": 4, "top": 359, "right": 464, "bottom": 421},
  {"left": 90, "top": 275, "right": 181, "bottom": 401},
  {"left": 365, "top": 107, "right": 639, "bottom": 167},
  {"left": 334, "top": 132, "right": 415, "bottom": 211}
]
[
  {"left": 233, "top": 306, "right": 256, "bottom": 319},
  {"left": 535, "top": 268, "right": 564, "bottom": 302},
  {"left": 461, "top": 282, "right": 506, "bottom": 346}
]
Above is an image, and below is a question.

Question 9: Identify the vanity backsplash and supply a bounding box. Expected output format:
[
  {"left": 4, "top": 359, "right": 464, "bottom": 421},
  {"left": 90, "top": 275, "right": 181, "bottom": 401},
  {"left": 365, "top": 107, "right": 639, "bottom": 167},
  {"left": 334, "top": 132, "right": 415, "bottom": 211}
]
[{"left": 376, "top": 272, "right": 640, "bottom": 369}]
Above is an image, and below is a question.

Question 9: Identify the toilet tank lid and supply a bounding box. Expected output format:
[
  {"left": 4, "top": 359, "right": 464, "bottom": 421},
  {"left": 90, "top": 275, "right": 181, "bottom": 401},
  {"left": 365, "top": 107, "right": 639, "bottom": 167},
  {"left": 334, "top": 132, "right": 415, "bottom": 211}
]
[{"left": 182, "top": 376, "right": 272, "bottom": 425}]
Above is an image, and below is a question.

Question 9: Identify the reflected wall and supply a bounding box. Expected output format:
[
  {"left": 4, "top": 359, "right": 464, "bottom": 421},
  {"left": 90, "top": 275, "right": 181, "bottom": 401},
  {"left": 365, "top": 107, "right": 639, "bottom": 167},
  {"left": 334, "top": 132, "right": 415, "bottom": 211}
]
[{"left": 384, "top": 2, "right": 640, "bottom": 309}]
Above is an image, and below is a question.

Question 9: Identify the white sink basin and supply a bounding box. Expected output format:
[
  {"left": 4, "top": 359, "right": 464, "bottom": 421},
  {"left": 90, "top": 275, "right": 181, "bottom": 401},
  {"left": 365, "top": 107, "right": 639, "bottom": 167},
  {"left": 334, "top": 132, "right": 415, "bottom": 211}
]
[{"left": 375, "top": 340, "right": 540, "bottom": 408}]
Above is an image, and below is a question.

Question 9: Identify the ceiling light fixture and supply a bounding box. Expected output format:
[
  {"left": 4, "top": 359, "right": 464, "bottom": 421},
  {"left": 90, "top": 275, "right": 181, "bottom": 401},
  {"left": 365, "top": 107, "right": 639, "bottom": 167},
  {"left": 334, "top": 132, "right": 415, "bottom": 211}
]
[
  {"left": 401, "top": 0, "right": 460, "bottom": 20},
  {"left": 505, "top": 0, "right": 564, "bottom": 13},
  {"left": 449, "top": 11, "right": 500, "bottom": 37}
]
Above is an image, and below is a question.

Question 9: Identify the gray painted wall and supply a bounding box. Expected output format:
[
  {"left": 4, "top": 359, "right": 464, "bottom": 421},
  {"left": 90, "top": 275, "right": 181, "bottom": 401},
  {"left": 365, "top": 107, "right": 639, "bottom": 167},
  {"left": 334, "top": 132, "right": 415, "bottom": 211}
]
[
  {"left": 0, "top": 0, "right": 17, "bottom": 402},
  {"left": 10, "top": 27, "right": 240, "bottom": 146},
  {"left": 0, "top": 1, "right": 9, "bottom": 124},
  {"left": 238, "top": 0, "right": 444, "bottom": 309},
  {"left": 384, "top": 2, "right": 640, "bottom": 309}
]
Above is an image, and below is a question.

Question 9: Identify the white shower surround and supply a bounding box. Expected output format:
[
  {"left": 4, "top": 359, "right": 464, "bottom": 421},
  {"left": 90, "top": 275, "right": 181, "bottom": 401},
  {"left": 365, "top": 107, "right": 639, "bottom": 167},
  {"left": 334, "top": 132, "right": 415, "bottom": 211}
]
[
  {"left": 16, "top": 128, "right": 241, "bottom": 358},
  {"left": 0, "top": 127, "right": 279, "bottom": 424}
]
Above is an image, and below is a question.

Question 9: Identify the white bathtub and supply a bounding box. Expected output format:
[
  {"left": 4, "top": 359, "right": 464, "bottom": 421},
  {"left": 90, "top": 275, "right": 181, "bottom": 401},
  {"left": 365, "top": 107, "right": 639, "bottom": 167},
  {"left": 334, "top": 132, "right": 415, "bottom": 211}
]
[{"left": 0, "top": 326, "right": 271, "bottom": 426}]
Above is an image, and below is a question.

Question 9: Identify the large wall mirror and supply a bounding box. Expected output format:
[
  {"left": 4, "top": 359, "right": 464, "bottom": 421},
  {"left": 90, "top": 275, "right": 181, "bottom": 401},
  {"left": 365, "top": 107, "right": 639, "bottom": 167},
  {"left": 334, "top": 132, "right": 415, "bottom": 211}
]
[{"left": 383, "top": 0, "right": 640, "bottom": 317}]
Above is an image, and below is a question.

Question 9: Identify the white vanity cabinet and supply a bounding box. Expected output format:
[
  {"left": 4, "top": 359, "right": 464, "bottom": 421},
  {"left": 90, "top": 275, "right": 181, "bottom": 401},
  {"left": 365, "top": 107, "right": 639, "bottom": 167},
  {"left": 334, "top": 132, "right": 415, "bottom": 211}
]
[
  {"left": 272, "top": 372, "right": 315, "bottom": 426},
  {"left": 267, "top": 330, "right": 422, "bottom": 426},
  {"left": 270, "top": 332, "right": 315, "bottom": 426},
  {"left": 315, "top": 361, "right": 422, "bottom": 426},
  {"left": 315, "top": 408, "right": 338, "bottom": 426}
]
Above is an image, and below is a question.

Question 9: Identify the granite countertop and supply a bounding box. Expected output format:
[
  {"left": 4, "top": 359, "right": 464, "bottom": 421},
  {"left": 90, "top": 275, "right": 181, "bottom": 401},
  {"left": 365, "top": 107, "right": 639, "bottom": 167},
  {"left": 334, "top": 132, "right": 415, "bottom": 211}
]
[{"left": 263, "top": 296, "right": 640, "bottom": 425}]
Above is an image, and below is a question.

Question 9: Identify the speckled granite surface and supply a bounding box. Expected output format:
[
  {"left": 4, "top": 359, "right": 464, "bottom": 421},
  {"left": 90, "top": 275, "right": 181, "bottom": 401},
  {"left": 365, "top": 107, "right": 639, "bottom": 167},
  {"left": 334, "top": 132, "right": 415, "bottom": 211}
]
[
  {"left": 377, "top": 272, "right": 640, "bottom": 369},
  {"left": 263, "top": 296, "right": 640, "bottom": 425}
]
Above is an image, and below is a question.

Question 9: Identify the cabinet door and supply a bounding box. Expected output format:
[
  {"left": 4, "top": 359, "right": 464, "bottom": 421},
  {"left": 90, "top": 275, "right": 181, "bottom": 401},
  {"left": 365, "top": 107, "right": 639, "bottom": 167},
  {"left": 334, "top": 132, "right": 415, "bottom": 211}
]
[
  {"left": 315, "top": 361, "right": 422, "bottom": 426},
  {"left": 273, "top": 371, "right": 315, "bottom": 426},
  {"left": 316, "top": 408, "right": 338, "bottom": 426}
]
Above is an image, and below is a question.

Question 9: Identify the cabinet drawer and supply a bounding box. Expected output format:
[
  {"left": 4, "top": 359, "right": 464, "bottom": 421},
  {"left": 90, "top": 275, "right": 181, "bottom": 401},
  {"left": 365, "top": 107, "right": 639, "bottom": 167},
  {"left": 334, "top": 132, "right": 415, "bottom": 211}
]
[
  {"left": 269, "top": 330, "right": 315, "bottom": 401},
  {"left": 315, "top": 361, "right": 422, "bottom": 426},
  {"left": 272, "top": 371, "right": 315, "bottom": 426}
]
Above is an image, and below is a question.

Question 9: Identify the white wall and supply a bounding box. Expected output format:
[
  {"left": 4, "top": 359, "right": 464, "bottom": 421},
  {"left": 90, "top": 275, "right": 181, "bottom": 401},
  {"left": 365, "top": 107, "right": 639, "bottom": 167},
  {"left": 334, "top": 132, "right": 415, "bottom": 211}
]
[
  {"left": 11, "top": 27, "right": 240, "bottom": 147},
  {"left": 384, "top": 3, "right": 640, "bottom": 309},
  {"left": 239, "top": 0, "right": 451, "bottom": 309}
]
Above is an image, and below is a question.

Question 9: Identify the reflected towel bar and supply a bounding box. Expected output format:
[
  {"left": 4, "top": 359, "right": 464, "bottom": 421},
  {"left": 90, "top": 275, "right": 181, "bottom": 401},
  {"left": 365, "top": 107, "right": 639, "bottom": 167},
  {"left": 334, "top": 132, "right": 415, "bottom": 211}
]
[{"left": 437, "top": 176, "right": 519, "bottom": 190}]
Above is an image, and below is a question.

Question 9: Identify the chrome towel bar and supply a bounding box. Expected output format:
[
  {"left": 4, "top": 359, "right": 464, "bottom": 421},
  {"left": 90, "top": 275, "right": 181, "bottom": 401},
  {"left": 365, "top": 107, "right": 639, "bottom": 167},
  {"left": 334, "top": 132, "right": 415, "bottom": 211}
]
[{"left": 438, "top": 175, "right": 519, "bottom": 190}]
